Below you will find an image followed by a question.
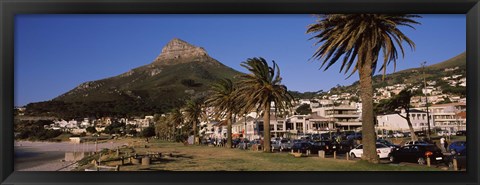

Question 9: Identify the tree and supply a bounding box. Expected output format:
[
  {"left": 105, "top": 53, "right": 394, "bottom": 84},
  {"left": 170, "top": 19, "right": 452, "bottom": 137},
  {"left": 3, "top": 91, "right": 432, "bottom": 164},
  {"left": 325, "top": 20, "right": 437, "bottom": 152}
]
[
  {"left": 376, "top": 89, "right": 419, "bottom": 141},
  {"left": 295, "top": 104, "right": 312, "bottom": 115},
  {"left": 141, "top": 126, "right": 156, "bottom": 138},
  {"left": 206, "top": 78, "right": 241, "bottom": 148},
  {"left": 86, "top": 126, "right": 97, "bottom": 134},
  {"left": 183, "top": 97, "right": 206, "bottom": 145},
  {"left": 167, "top": 108, "right": 184, "bottom": 141},
  {"left": 236, "top": 57, "right": 294, "bottom": 152},
  {"left": 307, "top": 14, "right": 420, "bottom": 163}
]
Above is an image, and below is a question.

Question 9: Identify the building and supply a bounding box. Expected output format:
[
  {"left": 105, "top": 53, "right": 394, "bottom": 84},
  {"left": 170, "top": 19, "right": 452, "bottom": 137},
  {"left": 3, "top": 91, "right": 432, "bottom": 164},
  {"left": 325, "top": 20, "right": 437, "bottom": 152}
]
[
  {"left": 376, "top": 109, "right": 433, "bottom": 132},
  {"left": 429, "top": 103, "right": 466, "bottom": 132},
  {"left": 313, "top": 105, "right": 362, "bottom": 131}
]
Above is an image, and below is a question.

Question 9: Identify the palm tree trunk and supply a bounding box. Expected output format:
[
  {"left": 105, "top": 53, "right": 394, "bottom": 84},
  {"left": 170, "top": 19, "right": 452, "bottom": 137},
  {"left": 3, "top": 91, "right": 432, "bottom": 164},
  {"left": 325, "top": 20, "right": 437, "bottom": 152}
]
[
  {"left": 405, "top": 113, "right": 418, "bottom": 141},
  {"left": 359, "top": 63, "right": 379, "bottom": 164},
  {"left": 407, "top": 119, "right": 418, "bottom": 141},
  {"left": 193, "top": 121, "right": 197, "bottom": 145},
  {"left": 399, "top": 110, "right": 418, "bottom": 142},
  {"left": 227, "top": 113, "right": 233, "bottom": 148},
  {"left": 263, "top": 103, "right": 271, "bottom": 152}
]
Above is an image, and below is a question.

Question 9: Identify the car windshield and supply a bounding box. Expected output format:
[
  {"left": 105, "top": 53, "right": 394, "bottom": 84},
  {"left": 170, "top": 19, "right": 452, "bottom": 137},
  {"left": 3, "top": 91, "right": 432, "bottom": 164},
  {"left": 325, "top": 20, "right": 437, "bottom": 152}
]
[{"left": 376, "top": 144, "right": 388, "bottom": 148}]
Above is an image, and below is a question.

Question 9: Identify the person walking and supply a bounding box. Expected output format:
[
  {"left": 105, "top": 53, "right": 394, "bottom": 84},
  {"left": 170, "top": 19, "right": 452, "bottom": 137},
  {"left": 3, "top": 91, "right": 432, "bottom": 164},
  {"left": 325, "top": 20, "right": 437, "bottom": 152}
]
[
  {"left": 440, "top": 137, "right": 446, "bottom": 153},
  {"left": 444, "top": 140, "right": 449, "bottom": 153}
]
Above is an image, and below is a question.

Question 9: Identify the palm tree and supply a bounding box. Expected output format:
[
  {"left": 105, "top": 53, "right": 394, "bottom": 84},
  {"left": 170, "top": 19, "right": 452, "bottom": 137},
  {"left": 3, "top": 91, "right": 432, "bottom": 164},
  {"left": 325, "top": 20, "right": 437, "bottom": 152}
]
[
  {"left": 307, "top": 14, "right": 420, "bottom": 163},
  {"left": 206, "top": 78, "right": 239, "bottom": 148},
  {"left": 183, "top": 97, "right": 205, "bottom": 144},
  {"left": 167, "top": 108, "right": 184, "bottom": 141},
  {"left": 237, "top": 57, "right": 294, "bottom": 152}
]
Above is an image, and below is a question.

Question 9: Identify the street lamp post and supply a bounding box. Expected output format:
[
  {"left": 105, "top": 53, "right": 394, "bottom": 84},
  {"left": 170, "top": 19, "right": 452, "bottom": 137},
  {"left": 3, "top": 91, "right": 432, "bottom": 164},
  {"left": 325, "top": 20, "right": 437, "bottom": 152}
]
[{"left": 421, "top": 61, "right": 432, "bottom": 140}]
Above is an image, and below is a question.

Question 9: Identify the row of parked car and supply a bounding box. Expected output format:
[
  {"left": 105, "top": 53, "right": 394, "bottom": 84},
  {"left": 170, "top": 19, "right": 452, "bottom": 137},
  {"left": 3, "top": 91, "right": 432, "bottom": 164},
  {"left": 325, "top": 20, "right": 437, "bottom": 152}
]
[{"left": 348, "top": 139, "right": 467, "bottom": 170}]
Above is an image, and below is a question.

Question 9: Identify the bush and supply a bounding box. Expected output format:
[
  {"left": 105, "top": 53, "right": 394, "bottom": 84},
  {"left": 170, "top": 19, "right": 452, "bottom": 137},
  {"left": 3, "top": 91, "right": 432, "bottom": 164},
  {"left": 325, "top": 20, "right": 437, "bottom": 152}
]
[{"left": 141, "top": 126, "right": 156, "bottom": 138}]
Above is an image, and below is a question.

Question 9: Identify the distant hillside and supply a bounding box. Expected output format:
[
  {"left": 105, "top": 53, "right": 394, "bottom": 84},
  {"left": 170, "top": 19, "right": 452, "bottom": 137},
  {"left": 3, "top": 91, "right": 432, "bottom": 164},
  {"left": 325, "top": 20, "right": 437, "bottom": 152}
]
[
  {"left": 26, "top": 38, "right": 243, "bottom": 118},
  {"left": 323, "top": 52, "right": 466, "bottom": 96}
]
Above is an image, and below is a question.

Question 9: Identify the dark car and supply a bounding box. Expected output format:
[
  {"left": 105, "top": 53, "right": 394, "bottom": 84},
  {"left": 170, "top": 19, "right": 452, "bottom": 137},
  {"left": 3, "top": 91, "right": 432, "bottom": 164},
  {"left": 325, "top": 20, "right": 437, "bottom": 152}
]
[
  {"left": 377, "top": 139, "right": 400, "bottom": 149},
  {"left": 329, "top": 140, "right": 355, "bottom": 154},
  {"left": 446, "top": 148, "right": 466, "bottom": 170},
  {"left": 389, "top": 144, "right": 445, "bottom": 165},
  {"left": 455, "top": 130, "right": 467, "bottom": 136},
  {"left": 414, "top": 131, "right": 427, "bottom": 137},
  {"left": 448, "top": 141, "right": 466, "bottom": 153},
  {"left": 310, "top": 140, "right": 335, "bottom": 154},
  {"left": 346, "top": 132, "right": 362, "bottom": 140},
  {"left": 232, "top": 139, "right": 241, "bottom": 148},
  {"left": 291, "top": 142, "right": 312, "bottom": 153}
]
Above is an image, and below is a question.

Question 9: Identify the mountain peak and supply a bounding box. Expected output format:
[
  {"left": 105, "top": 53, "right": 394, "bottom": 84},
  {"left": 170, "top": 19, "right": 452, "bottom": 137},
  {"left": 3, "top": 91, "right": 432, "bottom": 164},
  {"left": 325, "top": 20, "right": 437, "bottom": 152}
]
[{"left": 153, "top": 38, "right": 209, "bottom": 63}]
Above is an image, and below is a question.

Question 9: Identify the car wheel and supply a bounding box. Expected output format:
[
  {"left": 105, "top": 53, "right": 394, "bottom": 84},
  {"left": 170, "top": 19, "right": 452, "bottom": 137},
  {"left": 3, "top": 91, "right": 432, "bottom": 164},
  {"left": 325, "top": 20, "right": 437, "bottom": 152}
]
[
  {"left": 448, "top": 161, "right": 454, "bottom": 169},
  {"left": 417, "top": 157, "right": 426, "bottom": 165},
  {"left": 350, "top": 153, "right": 356, "bottom": 158},
  {"left": 389, "top": 155, "right": 396, "bottom": 163}
]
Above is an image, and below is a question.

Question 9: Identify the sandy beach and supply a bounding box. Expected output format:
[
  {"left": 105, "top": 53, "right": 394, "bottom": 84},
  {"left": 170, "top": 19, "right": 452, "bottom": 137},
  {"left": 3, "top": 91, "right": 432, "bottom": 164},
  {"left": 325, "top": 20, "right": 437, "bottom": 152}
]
[{"left": 15, "top": 140, "right": 128, "bottom": 171}]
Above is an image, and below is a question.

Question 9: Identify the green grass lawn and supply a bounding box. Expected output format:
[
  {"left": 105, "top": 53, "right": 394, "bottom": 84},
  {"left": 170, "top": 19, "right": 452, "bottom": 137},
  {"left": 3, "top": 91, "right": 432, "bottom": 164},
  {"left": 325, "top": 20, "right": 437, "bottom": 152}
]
[{"left": 75, "top": 139, "right": 441, "bottom": 171}]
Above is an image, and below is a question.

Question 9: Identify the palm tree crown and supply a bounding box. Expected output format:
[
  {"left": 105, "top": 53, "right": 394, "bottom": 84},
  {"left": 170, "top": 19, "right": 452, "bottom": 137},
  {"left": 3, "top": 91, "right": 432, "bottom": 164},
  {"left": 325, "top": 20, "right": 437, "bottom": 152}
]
[
  {"left": 183, "top": 97, "right": 206, "bottom": 144},
  {"left": 307, "top": 14, "right": 420, "bottom": 78},
  {"left": 237, "top": 57, "right": 294, "bottom": 152},
  {"left": 206, "top": 78, "right": 240, "bottom": 148}
]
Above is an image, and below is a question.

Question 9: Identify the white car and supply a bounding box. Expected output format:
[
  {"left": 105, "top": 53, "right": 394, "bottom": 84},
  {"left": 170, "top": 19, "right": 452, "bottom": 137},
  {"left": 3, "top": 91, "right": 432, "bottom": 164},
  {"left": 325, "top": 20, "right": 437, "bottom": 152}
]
[
  {"left": 349, "top": 143, "right": 392, "bottom": 159},
  {"left": 393, "top": 132, "right": 404, "bottom": 138},
  {"left": 437, "top": 130, "right": 455, "bottom": 136}
]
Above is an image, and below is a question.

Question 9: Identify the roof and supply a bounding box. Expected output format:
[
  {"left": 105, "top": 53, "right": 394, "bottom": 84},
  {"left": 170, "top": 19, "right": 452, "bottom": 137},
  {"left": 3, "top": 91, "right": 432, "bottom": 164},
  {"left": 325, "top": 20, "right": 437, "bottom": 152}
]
[
  {"left": 456, "top": 111, "right": 466, "bottom": 119},
  {"left": 306, "top": 113, "right": 328, "bottom": 120},
  {"left": 430, "top": 102, "right": 466, "bottom": 107}
]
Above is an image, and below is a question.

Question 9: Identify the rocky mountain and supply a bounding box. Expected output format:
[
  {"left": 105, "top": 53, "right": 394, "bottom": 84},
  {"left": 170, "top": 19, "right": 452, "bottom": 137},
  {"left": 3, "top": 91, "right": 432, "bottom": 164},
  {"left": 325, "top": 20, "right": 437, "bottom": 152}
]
[{"left": 26, "top": 38, "right": 242, "bottom": 118}]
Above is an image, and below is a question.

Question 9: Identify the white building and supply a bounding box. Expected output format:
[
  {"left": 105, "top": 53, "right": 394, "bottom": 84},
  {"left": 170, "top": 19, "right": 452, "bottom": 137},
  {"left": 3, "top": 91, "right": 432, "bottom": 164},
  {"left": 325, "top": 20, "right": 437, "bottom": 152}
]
[
  {"left": 376, "top": 109, "right": 433, "bottom": 132},
  {"left": 313, "top": 105, "right": 362, "bottom": 131}
]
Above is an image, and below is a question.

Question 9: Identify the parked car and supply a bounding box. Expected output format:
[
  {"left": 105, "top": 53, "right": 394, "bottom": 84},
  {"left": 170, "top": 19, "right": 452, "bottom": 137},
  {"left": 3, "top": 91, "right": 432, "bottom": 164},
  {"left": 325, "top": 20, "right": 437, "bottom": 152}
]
[
  {"left": 291, "top": 142, "right": 312, "bottom": 153},
  {"left": 310, "top": 140, "right": 335, "bottom": 154},
  {"left": 232, "top": 139, "right": 241, "bottom": 147},
  {"left": 346, "top": 132, "right": 362, "bottom": 140},
  {"left": 271, "top": 140, "right": 282, "bottom": 151},
  {"left": 455, "top": 130, "right": 467, "bottom": 136},
  {"left": 403, "top": 140, "right": 429, "bottom": 146},
  {"left": 437, "top": 130, "right": 454, "bottom": 136},
  {"left": 332, "top": 140, "right": 355, "bottom": 154},
  {"left": 446, "top": 148, "right": 466, "bottom": 170},
  {"left": 280, "top": 139, "right": 294, "bottom": 151},
  {"left": 349, "top": 143, "right": 392, "bottom": 159},
  {"left": 448, "top": 141, "right": 466, "bottom": 153},
  {"left": 393, "top": 132, "right": 405, "bottom": 138},
  {"left": 389, "top": 144, "right": 445, "bottom": 165},
  {"left": 414, "top": 131, "right": 427, "bottom": 137},
  {"left": 237, "top": 139, "right": 250, "bottom": 150},
  {"left": 377, "top": 139, "right": 400, "bottom": 149}
]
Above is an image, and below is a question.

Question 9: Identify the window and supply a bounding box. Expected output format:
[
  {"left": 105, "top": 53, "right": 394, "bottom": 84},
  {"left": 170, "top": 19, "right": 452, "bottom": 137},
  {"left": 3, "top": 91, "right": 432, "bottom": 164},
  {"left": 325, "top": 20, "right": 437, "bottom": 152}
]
[{"left": 277, "top": 125, "right": 283, "bottom": 130}]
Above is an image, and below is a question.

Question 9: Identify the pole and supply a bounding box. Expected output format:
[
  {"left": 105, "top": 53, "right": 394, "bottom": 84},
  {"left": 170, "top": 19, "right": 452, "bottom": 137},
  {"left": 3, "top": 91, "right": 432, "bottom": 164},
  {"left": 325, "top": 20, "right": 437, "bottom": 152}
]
[{"left": 422, "top": 61, "right": 432, "bottom": 140}]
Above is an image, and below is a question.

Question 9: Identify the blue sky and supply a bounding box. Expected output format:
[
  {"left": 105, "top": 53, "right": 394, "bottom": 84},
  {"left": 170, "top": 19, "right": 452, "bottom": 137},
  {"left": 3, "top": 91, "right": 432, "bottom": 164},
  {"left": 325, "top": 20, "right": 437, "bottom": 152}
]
[{"left": 14, "top": 14, "right": 466, "bottom": 106}]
